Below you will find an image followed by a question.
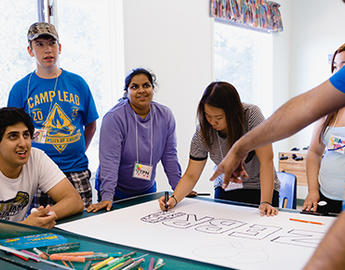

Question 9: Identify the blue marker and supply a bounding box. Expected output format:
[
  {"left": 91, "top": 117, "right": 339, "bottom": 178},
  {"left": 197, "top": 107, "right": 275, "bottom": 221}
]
[{"left": 164, "top": 192, "right": 169, "bottom": 211}]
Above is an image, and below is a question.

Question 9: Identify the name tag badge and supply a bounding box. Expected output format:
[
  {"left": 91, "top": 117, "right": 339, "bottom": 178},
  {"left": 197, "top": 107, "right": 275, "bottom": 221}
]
[
  {"left": 328, "top": 135, "right": 345, "bottom": 154},
  {"left": 133, "top": 162, "right": 153, "bottom": 180},
  {"left": 32, "top": 128, "right": 47, "bottom": 143}
]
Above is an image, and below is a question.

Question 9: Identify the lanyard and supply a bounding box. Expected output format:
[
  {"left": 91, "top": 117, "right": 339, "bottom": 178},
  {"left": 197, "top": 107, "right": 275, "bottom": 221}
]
[
  {"left": 26, "top": 71, "right": 59, "bottom": 116},
  {"left": 133, "top": 107, "right": 153, "bottom": 166},
  {"left": 217, "top": 132, "right": 224, "bottom": 160}
]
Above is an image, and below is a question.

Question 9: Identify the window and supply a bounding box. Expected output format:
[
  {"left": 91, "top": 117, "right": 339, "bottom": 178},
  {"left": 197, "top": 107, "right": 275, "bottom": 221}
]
[
  {"left": 0, "top": 1, "right": 124, "bottom": 173},
  {"left": 214, "top": 22, "right": 273, "bottom": 117},
  {"left": 55, "top": 0, "right": 125, "bottom": 172},
  {"left": 0, "top": 1, "right": 37, "bottom": 107}
]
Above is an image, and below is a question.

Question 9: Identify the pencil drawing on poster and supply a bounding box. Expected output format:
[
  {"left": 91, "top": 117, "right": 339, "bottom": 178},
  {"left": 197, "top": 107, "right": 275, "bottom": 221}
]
[{"left": 141, "top": 210, "right": 325, "bottom": 248}]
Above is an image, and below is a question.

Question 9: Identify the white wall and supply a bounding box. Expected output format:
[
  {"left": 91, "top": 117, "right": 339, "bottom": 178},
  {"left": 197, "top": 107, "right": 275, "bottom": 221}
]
[
  {"left": 274, "top": 0, "right": 345, "bottom": 151},
  {"left": 123, "top": 0, "right": 215, "bottom": 194},
  {"left": 122, "top": 0, "right": 345, "bottom": 196}
]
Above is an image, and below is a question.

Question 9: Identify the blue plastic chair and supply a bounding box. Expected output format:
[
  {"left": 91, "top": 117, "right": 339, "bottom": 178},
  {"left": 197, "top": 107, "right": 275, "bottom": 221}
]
[{"left": 277, "top": 171, "right": 297, "bottom": 209}]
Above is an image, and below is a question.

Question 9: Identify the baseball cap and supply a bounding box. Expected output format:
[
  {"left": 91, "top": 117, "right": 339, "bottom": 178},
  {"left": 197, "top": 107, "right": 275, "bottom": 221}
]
[{"left": 27, "top": 22, "right": 59, "bottom": 42}]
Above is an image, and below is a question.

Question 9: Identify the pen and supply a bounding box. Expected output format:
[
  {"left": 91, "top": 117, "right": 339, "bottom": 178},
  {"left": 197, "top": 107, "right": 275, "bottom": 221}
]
[
  {"left": 0, "top": 255, "right": 40, "bottom": 270},
  {"left": 196, "top": 193, "right": 211, "bottom": 196},
  {"left": 153, "top": 263, "right": 166, "bottom": 270},
  {"left": 0, "top": 245, "right": 72, "bottom": 270},
  {"left": 12, "top": 252, "right": 29, "bottom": 261},
  {"left": 49, "top": 254, "right": 86, "bottom": 262},
  {"left": 289, "top": 218, "right": 323, "bottom": 225},
  {"left": 20, "top": 250, "right": 40, "bottom": 262},
  {"left": 186, "top": 192, "right": 211, "bottom": 198},
  {"left": 33, "top": 247, "right": 49, "bottom": 260},
  {"left": 148, "top": 257, "right": 155, "bottom": 270},
  {"left": 91, "top": 257, "right": 115, "bottom": 270},
  {"left": 164, "top": 191, "right": 169, "bottom": 211},
  {"left": 121, "top": 258, "right": 145, "bottom": 270}
]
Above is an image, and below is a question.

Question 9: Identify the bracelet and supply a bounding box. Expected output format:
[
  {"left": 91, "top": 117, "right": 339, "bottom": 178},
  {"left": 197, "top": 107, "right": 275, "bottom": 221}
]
[
  {"left": 170, "top": 195, "right": 178, "bottom": 206},
  {"left": 260, "top": 201, "right": 272, "bottom": 206}
]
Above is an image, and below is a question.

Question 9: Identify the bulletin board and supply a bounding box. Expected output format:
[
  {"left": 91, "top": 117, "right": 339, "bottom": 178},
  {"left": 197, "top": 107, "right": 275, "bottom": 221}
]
[{"left": 57, "top": 198, "right": 335, "bottom": 270}]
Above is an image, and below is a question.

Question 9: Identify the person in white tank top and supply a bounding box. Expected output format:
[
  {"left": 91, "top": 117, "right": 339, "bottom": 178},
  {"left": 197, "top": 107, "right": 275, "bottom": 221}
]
[{"left": 302, "top": 43, "right": 345, "bottom": 214}]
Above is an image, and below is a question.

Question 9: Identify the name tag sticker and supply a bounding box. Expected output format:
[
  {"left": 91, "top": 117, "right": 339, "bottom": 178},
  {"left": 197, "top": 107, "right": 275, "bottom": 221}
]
[
  {"left": 32, "top": 128, "right": 47, "bottom": 143},
  {"left": 328, "top": 135, "right": 345, "bottom": 154},
  {"left": 133, "top": 162, "right": 153, "bottom": 180}
]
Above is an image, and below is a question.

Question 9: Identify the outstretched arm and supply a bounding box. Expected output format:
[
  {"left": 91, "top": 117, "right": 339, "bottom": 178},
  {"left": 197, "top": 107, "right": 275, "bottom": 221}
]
[
  {"left": 158, "top": 159, "right": 206, "bottom": 211},
  {"left": 211, "top": 80, "right": 345, "bottom": 183}
]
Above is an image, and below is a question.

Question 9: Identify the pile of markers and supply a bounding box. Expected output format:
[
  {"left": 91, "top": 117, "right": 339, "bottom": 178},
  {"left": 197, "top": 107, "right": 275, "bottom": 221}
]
[{"left": 0, "top": 240, "right": 166, "bottom": 270}]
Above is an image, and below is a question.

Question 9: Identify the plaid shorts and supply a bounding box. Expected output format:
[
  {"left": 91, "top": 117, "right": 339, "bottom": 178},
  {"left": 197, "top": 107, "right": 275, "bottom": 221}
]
[{"left": 32, "top": 169, "right": 92, "bottom": 209}]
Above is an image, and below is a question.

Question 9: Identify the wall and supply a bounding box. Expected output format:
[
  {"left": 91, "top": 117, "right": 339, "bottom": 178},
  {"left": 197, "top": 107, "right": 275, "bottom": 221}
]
[
  {"left": 123, "top": 0, "right": 215, "bottom": 194},
  {"left": 122, "top": 0, "right": 345, "bottom": 196},
  {"left": 274, "top": 0, "right": 345, "bottom": 198},
  {"left": 275, "top": 0, "right": 345, "bottom": 151}
]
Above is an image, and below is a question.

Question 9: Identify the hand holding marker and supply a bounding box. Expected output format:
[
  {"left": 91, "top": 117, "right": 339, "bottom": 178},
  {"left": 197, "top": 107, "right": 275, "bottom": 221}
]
[{"left": 164, "top": 192, "right": 169, "bottom": 211}]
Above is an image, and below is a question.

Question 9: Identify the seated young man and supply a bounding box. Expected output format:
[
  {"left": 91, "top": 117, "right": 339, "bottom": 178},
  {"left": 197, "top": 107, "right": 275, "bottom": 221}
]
[{"left": 0, "top": 107, "right": 84, "bottom": 229}]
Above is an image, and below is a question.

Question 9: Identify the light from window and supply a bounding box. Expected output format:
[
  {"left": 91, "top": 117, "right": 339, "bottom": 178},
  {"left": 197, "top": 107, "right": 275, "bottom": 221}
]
[
  {"left": 214, "top": 21, "right": 273, "bottom": 117},
  {"left": 0, "top": 1, "right": 37, "bottom": 107},
  {"left": 56, "top": 0, "right": 124, "bottom": 172}
]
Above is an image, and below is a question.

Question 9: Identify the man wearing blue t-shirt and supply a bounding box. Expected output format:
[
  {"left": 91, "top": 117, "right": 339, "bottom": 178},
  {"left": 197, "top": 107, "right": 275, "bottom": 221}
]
[{"left": 8, "top": 22, "right": 99, "bottom": 208}]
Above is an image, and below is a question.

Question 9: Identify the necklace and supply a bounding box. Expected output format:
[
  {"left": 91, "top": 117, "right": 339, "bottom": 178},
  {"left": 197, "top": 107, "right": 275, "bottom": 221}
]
[{"left": 26, "top": 70, "right": 60, "bottom": 115}]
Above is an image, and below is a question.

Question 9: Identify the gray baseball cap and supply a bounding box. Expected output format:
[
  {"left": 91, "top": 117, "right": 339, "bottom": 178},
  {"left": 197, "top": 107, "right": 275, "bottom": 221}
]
[{"left": 27, "top": 22, "right": 59, "bottom": 42}]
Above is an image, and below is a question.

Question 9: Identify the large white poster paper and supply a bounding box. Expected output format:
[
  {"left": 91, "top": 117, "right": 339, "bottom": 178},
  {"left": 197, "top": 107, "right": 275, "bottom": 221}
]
[{"left": 57, "top": 198, "right": 336, "bottom": 270}]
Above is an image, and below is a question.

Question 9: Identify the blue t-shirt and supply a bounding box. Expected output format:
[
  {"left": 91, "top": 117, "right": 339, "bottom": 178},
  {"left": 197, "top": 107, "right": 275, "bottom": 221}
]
[
  {"left": 8, "top": 69, "right": 99, "bottom": 172},
  {"left": 330, "top": 66, "right": 345, "bottom": 93}
]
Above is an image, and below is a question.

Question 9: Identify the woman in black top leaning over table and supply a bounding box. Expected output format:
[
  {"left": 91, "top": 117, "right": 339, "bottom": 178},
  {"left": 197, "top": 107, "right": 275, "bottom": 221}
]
[{"left": 158, "top": 81, "right": 280, "bottom": 216}]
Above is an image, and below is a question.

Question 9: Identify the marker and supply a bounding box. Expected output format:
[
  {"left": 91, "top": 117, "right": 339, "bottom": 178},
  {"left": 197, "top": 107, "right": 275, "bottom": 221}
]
[
  {"left": 0, "top": 254, "right": 40, "bottom": 270},
  {"left": 49, "top": 254, "right": 86, "bottom": 262},
  {"left": 12, "top": 252, "right": 29, "bottom": 261},
  {"left": 51, "top": 251, "right": 94, "bottom": 256},
  {"left": 164, "top": 192, "right": 169, "bottom": 211},
  {"left": 154, "top": 258, "right": 164, "bottom": 269},
  {"left": 103, "top": 258, "right": 134, "bottom": 270},
  {"left": 83, "top": 261, "right": 92, "bottom": 270},
  {"left": 148, "top": 257, "right": 155, "bottom": 270},
  {"left": 196, "top": 193, "right": 211, "bottom": 196},
  {"left": 33, "top": 247, "right": 49, "bottom": 260},
  {"left": 153, "top": 263, "right": 166, "bottom": 270},
  {"left": 46, "top": 242, "right": 80, "bottom": 253},
  {"left": 20, "top": 250, "right": 40, "bottom": 262},
  {"left": 187, "top": 193, "right": 211, "bottom": 198},
  {"left": 289, "top": 218, "right": 323, "bottom": 225},
  {"left": 0, "top": 245, "right": 71, "bottom": 270},
  {"left": 91, "top": 256, "right": 115, "bottom": 270},
  {"left": 121, "top": 258, "right": 145, "bottom": 270}
]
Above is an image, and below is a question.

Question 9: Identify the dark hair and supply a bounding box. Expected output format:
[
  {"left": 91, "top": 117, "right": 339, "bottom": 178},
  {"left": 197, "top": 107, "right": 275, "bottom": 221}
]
[
  {"left": 197, "top": 81, "right": 245, "bottom": 148},
  {"left": 124, "top": 68, "right": 156, "bottom": 90},
  {"left": 319, "top": 43, "right": 345, "bottom": 142},
  {"left": 0, "top": 107, "right": 34, "bottom": 142},
  {"left": 121, "top": 68, "right": 157, "bottom": 100}
]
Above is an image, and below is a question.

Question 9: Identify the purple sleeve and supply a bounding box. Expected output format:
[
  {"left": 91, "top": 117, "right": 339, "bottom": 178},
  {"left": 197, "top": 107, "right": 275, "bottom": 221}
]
[
  {"left": 99, "top": 112, "right": 123, "bottom": 201},
  {"left": 160, "top": 110, "right": 182, "bottom": 190}
]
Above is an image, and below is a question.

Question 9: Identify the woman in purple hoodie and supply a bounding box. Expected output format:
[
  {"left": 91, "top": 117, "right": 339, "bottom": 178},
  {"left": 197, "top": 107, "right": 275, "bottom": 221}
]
[{"left": 87, "top": 68, "right": 181, "bottom": 212}]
